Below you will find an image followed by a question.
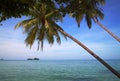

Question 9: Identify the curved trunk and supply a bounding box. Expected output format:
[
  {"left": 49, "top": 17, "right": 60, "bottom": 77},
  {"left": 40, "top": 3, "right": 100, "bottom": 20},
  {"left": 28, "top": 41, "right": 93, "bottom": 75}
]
[
  {"left": 57, "top": 28, "right": 120, "bottom": 78},
  {"left": 94, "top": 18, "right": 120, "bottom": 43}
]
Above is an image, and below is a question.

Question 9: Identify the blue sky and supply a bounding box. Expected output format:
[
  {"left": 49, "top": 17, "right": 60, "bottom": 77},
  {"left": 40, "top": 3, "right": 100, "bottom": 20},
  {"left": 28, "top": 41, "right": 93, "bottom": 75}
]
[{"left": 0, "top": 0, "right": 120, "bottom": 60}]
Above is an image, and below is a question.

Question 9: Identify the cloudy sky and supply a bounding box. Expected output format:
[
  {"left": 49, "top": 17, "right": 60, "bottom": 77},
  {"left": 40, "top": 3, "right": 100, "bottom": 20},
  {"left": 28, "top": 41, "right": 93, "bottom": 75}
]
[{"left": 0, "top": 0, "right": 120, "bottom": 60}]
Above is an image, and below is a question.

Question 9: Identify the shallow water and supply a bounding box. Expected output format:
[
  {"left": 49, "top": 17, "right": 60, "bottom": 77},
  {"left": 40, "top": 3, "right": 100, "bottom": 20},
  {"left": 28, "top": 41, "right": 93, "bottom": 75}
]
[{"left": 0, "top": 60, "right": 120, "bottom": 81}]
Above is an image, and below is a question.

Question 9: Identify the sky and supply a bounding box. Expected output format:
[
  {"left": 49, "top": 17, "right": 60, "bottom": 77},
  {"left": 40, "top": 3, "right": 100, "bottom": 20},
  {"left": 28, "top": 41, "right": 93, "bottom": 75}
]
[{"left": 0, "top": 0, "right": 120, "bottom": 60}]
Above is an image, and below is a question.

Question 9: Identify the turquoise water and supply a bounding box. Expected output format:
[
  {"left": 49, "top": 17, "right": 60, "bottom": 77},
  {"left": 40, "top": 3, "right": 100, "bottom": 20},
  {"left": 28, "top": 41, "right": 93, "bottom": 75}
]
[{"left": 0, "top": 60, "right": 120, "bottom": 81}]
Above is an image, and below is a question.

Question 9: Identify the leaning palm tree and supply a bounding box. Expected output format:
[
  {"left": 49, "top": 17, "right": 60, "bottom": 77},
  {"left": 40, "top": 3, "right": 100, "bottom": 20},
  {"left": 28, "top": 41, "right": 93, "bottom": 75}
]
[
  {"left": 15, "top": 1, "right": 120, "bottom": 78},
  {"left": 65, "top": 0, "right": 120, "bottom": 42}
]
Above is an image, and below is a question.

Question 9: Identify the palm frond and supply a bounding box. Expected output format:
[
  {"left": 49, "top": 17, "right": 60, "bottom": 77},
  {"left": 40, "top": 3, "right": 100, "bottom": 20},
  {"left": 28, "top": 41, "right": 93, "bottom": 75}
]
[
  {"left": 75, "top": 13, "right": 84, "bottom": 27},
  {"left": 95, "top": 9, "right": 104, "bottom": 20},
  {"left": 15, "top": 18, "right": 34, "bottom": 29},
  {"left": 85, "top": 14, "right": 92, "bottom": 29},
  {"left": 15, "top": 18, "right": 37, "bottom": 32},
  {"left": 98, "top": 0, "right": 105, "bottom": 5},
  {"left": 40, "top": 41, "right": 44, "bottom": 51},
  {"left": 25, "top": 25, "right": 38, "bottom": 48}
]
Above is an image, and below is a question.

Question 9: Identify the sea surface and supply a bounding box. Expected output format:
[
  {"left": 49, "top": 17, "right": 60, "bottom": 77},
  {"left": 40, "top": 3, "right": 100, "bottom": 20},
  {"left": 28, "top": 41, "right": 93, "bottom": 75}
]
[{"left": 0, "top": 60, "right": 120, "bottom": 81}]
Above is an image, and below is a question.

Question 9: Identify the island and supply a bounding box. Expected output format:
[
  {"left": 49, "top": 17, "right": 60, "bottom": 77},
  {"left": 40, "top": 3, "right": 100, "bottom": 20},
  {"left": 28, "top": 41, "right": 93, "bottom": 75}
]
[
  {"left": 33, "top": 58, "right": 39, "bottom": 60},
  {"left": 27, "top": 58, "right": 33, "bottom": 60},
  {"left": 0, "top": 58, "right": 4, "bottom": 60},
  {"left": 27, "top": 58, "right": 39, "bottom": 60}
]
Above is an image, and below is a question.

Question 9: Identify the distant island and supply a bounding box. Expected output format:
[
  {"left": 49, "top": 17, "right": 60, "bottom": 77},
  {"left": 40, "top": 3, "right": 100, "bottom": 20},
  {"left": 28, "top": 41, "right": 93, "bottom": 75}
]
[
  {"left": 27, "top": 58, "right": 39, "bottom": 60},
  {"left": 0, "top": 58, "right": 4, "bottom": 60}
]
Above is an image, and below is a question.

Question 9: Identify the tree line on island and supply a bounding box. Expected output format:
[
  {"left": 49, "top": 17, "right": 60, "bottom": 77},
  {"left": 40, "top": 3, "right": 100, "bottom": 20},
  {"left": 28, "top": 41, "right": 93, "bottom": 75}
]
[{"left": 0, "top": 0, "right": 120, "bottom": 78}]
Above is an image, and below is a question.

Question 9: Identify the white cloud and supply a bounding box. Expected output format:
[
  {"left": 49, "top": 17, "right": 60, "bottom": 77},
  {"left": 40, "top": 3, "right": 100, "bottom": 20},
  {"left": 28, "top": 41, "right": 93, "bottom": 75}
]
[{"left": 0, "top": 37, "right": 111, "bottom": 60}]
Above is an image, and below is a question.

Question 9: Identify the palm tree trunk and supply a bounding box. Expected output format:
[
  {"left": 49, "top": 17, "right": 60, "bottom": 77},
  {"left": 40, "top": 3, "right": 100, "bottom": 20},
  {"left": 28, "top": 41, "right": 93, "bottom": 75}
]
[
  {"left": 57, "top": 28, "right": 120, "bottom": 78},
  {"left": 94, "top": 18, "right": 120, "bottom": 43}
]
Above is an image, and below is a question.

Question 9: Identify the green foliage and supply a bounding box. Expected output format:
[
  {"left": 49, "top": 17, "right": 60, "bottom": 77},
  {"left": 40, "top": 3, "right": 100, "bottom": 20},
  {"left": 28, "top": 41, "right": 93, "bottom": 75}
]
[
  {"left": 15, "top": 1, "right": 67, "bottom": 50},
  {"left": 0, "top": 0, "right": 105, "bottom": 28},
  {"left": 0, "top": 0, "right": 35, "bottom": 22},
  {"left": 1, "top": 0, "right": 105, "bottom": 50},
  {"left": 59, "top": 0, "right": 105, "bottom": 28}
]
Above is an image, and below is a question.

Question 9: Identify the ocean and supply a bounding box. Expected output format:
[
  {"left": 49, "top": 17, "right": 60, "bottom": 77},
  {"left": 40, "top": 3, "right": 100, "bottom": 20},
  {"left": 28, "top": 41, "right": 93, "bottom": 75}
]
[{"left": 0, "top": 60, "right": 120, "bottom": 81}]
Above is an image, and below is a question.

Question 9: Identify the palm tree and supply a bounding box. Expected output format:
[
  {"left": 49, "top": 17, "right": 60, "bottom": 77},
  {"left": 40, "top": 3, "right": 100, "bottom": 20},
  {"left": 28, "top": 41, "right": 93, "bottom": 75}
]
[
  {"left": 15, "top": 1, "right": 120, "bottom": 78},
  {"left": 65, "top": 0, "right": 120, "bottom": 42},
  {"left": 15, "top": 1, "right": 66, "bottom": 50}
]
